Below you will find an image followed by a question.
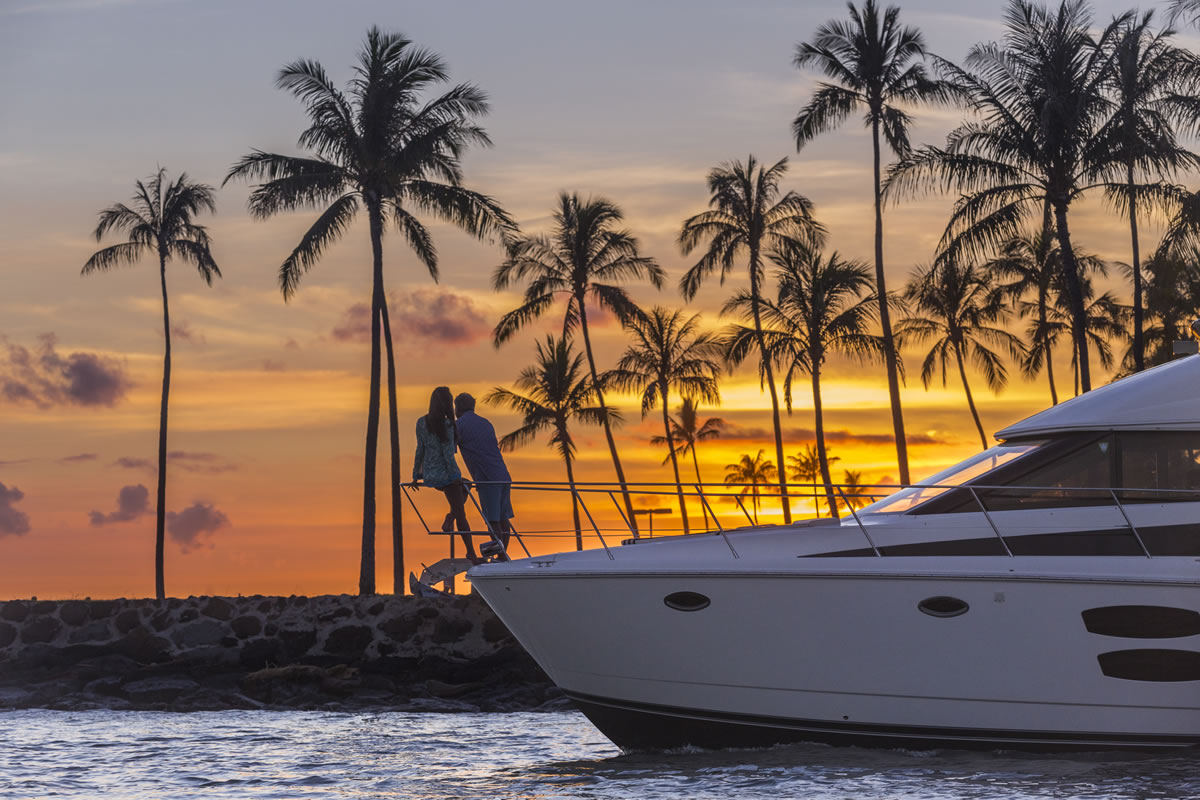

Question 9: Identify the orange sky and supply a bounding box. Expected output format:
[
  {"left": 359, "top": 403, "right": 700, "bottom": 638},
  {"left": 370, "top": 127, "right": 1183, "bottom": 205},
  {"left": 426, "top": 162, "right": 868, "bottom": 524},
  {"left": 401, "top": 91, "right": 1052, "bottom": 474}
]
[{"left": 0, "top": 0, "right": 1176, "bottom": 599}]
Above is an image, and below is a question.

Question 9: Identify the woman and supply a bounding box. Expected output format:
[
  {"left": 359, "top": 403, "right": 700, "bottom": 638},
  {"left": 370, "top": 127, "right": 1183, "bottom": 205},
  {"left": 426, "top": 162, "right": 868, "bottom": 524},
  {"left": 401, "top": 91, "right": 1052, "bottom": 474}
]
[{"left": 412, "top": 386, "right": 478, "bottom": 563}]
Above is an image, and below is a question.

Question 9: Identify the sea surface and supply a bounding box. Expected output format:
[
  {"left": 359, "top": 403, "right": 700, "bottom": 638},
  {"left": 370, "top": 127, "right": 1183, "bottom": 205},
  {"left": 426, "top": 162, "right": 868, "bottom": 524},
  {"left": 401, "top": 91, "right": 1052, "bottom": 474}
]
[{"left": 2, "top": 709, "right": 1198, "bottom": 800}]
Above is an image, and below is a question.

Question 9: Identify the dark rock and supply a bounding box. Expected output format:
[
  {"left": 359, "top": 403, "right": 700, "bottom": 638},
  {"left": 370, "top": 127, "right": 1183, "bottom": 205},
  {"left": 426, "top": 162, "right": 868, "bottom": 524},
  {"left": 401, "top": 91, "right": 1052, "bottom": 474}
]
[
  {"left": 150, "top": 611, "right": 172, "bottom": 632},
  {"left": 33, "top": 601, "right": 57, "bottom": 615},
  {"left": 74, "top": 653, "right": 139, "bottom": 677},
  {"left": 231, "top": 615, "right": 261, "bottom": 638},
  {"left": 379, "top": 615, "right": 420, "bottom": 639},
  {"left": 324, "top": 625, "right": 373, "bottom": 658},
  {"left": 2, "top": 601, "right": 30, "bottom": 622},
  {"left": 122, "top": 676, "right": 199, "bottom": 703},
  {"left": 88, "top": 601, "right": 117, "bottom": 619},
  {"left": 482, "top": 616, "right": 512, "bottom": 643},
  {"left": 257, "top": 600, "right": 273, "bottom": 614},
  {"left": 292, "top": 596, "right": 308, "bottom": 607},
  {"left": 60, "top": 601, "right": 89, "bottom": 626},
  {"left": 114, "top": 609, "right": 142, "bottom": 634},
  {"left": 264, "top": 623, "right": 278, "bottom": 636},
  {"left": 239, "top": 638, "right": 281, "bottom": 670},
  {"left": 178, "top": 609, "right": 198, "bottom": 623},
  {"left": 220, "top": 637, "right": 238, "bottom": 648},
  {"left": 366, "top": 601, "right": 385, "bottom": 616},
  {"left": 418, "top": 606, "right": 439, "bottom": 620},
  {"left": 171, "top": 621, "right": 224, "bottom": 648},
  {"left": 168, "top": 598, "right": 183, "bottom": 609},
  {"left": 20, "top": 615, "right": 62, "bottom": 644},
  {"left": 83, "top": 676, "right": 125, "bottom": 697},
  {"left": 279, "top": 629, "right": 317, "bottom": 660},
  {"left": 201, "top": 598, "right": 234, "bottom": 621},
  {"left": 0, "top": 687, "right": 33, "bottom": 707},
  {"left": 116, "top": 629, "right": 171, "bottom": 664},
  {"left": 67, "top": 621, "right": 113, "bottom": 644},
  {"left": 431, "top": 618, "right": 472, "bottom": 644},
  {"left": 318, "top": 607, "right": 352, "bottom": 623},
  {"left": 0, "top": 622, "right": 16, "bottom": 647}
]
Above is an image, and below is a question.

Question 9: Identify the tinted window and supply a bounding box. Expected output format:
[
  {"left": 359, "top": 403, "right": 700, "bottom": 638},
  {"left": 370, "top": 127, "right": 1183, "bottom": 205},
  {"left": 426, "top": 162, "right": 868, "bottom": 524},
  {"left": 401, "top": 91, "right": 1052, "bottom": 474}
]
[{"left": 1117, "top": 432, "right": 1200, "bottom": 501}]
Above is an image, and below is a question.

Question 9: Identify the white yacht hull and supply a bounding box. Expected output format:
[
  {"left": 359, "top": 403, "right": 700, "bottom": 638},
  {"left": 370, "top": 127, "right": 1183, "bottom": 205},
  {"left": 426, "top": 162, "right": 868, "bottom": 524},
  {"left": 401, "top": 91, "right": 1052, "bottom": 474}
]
[{"left": 471, "top": 558, "right": 1200, "bottom": 751}]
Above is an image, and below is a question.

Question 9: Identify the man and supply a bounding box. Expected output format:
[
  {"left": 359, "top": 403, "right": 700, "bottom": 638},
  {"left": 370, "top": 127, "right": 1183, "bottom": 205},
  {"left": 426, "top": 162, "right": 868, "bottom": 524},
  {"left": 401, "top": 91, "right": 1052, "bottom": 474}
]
[{"left": 454, "top": 392, "right": 514, "bottom": 559}]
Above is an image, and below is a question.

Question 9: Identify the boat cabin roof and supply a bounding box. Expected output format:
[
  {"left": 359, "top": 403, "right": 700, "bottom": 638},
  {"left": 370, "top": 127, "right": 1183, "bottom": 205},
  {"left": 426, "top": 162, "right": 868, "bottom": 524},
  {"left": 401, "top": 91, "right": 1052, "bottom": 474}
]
[{"left": 996, "top": 355, "right": 1200, "bottom": 440}]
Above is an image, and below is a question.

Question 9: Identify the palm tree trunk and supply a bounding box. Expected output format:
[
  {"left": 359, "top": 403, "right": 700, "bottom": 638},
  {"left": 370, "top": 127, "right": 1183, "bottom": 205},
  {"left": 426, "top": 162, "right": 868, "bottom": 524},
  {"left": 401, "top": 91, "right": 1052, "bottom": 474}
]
[
  {"left": 359, "top": 202, "right": 385, "bottom": 596},
  {"left": 811, "top": 365, "right": 839, "bottom": 520},
  {"left": 562, "top": 445, "right": 582, "bottom": 551},
  {"left": 155, "top": 253, "right": 171, "bottom": 601},
  {"left": 956, "top": 342, "right": 987, "bottom": 450},
  {"left": 872, "top": 117, "right": 910, "bottom": 485},
  {"left": 661, "top": 384, "right": 690, "bottom": 534},
  {"left": 748, "top": 257, "right": 791, "bottom": 524},
  {"left": 378, "top": 300, "right": 404, "bottom": 594},
  {"left": 690, "top": 445, "right": 710, "bottom": 530},
  {"left": 1051, "top": 200, "right": 1091, "bottom": 393},
  {"left": 577, "top": 301, "right": 638, "bottom": 535},
  {"left": 1127, "top": 162, "right": 1144, "bottom": 373}
]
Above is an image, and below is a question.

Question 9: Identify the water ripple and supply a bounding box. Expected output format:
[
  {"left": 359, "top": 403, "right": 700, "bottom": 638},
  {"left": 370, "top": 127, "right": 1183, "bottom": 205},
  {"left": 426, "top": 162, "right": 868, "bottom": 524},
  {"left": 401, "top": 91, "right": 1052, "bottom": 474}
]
[{"left": 0, "top": 709, "right": 1197, "bottom": 799}]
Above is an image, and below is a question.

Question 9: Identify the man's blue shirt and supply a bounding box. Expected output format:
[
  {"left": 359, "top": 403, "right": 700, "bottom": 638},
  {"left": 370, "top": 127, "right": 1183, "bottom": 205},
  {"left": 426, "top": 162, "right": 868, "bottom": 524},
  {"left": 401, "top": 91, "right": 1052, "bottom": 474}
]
[{"left": 455, "top": 411, "right": 511, "bottom": 483}]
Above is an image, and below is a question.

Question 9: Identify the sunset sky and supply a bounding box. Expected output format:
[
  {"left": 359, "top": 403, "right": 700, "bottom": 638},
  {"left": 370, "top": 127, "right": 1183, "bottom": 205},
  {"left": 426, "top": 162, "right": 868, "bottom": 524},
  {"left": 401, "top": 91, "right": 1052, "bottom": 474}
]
[{"left": 0, "top": 0, "right": 1182, "bottom": 599}]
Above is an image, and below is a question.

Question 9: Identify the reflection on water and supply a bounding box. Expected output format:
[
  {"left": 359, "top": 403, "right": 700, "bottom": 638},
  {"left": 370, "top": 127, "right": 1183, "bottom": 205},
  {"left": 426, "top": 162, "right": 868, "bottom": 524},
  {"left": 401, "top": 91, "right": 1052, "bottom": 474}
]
[{"left": 1, "top": 709, "right": 1197, "bottom": 800}]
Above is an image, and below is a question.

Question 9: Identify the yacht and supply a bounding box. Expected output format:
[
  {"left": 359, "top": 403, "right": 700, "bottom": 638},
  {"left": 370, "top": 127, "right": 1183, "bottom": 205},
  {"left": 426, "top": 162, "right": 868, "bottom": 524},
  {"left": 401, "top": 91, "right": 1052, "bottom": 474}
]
[{"left": 468, "top": 356, "right": 1200, "bottom": 752}]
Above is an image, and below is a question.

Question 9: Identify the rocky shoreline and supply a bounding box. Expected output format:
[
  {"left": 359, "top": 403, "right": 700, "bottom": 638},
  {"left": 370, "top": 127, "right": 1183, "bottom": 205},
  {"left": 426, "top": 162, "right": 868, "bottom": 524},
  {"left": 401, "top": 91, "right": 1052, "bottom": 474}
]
[{"left": 0, "top": 593, "right": 562, "bottom": 713}]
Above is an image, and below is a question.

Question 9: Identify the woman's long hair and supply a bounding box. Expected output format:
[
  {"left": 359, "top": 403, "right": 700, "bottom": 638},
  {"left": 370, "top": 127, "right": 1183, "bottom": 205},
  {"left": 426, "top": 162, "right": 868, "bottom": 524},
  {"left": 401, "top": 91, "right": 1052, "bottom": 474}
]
[{"left": 425, "top": 386, "right": 454, "bottom": 442}]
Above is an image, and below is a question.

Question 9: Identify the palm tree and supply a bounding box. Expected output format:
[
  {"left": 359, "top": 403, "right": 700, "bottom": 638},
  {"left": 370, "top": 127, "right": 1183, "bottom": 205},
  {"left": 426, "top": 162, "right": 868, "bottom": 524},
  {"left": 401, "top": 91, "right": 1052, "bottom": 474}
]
[
  {"left": 83, "top": 168, "right": 220, "bottom": 600},
  {"left": 897, "top": 260, "right": 1025, "bottom": 450},
  {"left": 226, "top": 28, "right": 512, "bottom": 594},
  {"left": 988, "top": 229, "right": 1105, "bottom": 405},
  {"left": 1135, "top": 251, "right": 1200, "bottom": 366},
  {"left": 792, "top": 0, "right": 949, "bottom": 486},
  {"left": 1100, "top": 11, "right": 1200, "bottom": 373},
  {"left": 493, "top": 193, "right": 663, "bottom": 535},
  {"left": 786, "top": 444, "right": 841, "bottom": 517},
  {"left": 679, "top": 156, "right": 824, "bottom": 523},
  {"left": 726, "top": 242, "right": 883, "bottom": 519},
  {"left": 1051, "top": 279, "right": 1128, "bottom": 396},
  {"left": 839, "top": 469, "right": 874, "bottom": 513},
  {"left": 723, "top": 450, "right": 777, "bottom": 524},
  {"left": 650, "top": 398, "right": 726, "bottom": 530},
  {"left": 607, "top": 308, "right": 722, "bottom": 535},
  {"left": 486, "top": 337, "right": 613, "bottom": 551},
  {"left": 887, "top": 0, "right": 1131, "bottom": 394}
]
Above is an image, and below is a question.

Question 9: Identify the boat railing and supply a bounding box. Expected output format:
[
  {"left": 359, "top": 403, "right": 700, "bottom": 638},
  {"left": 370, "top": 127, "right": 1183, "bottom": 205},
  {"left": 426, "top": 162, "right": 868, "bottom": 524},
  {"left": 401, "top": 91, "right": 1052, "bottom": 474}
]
[{"left": 399, "top": 480, "right": 1200, "bottom": 562}]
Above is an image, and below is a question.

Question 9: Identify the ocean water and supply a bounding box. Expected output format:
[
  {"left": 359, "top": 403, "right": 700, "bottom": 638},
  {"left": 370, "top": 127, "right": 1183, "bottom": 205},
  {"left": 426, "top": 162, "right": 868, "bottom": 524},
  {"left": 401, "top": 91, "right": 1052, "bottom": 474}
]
[{"left": 1, "top": 709, "right": 1198, "bottom": 800}]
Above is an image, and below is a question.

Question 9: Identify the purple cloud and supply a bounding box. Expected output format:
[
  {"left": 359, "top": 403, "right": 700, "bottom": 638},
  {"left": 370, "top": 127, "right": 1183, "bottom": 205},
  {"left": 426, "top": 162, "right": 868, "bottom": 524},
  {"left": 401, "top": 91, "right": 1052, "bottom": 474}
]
[
  {"left": 0, "top": 483, "right": 31, "bottom": 537},
  {"left": 1, "top": 334, "right": 131, "bottom": 408},
  {"left": 89, "top": 484, "right": 150, "bottom": 526},
  {"left": 331, "top": 303, "right": 372, "bottom": 343},
  {"left": 61, "top": 453, "right": 98, "bottom": 463},
  {"left": 112, "top": 452, "right": 238, "bottom": 475},
  {"left": 167, "top": 502, "right": 230, "bottom": 552},
  {"left": 331, "top": 290, "right": 491, "bottom": 347}
]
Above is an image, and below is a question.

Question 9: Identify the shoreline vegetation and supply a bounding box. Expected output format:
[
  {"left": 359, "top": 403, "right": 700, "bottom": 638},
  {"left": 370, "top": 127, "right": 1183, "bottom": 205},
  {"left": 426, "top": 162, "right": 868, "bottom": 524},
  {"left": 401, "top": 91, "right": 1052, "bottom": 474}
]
[
  {"left": 0, "top": 593, "right": 559, "bottom": 713},
  {"left": 42, "top": 0, "right": 1200, "bottom": 601}
]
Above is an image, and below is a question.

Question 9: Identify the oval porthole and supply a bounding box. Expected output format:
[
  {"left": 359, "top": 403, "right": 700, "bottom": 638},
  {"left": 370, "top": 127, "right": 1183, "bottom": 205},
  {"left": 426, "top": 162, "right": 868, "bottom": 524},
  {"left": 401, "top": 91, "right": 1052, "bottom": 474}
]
[
  {"left": 918, "top": 596, "right": 969, "bottom": 618},
  {"left": 664, "top": 591, "right": 710, "bottom": 612}
]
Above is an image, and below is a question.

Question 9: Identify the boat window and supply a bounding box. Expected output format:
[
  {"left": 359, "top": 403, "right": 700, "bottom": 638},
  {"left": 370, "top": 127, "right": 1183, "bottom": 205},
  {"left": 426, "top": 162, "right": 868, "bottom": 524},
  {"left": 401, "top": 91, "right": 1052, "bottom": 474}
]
[
  {"left": 1116, "top": 432, "right": 1200, "bottom": 502},
  {"left": 859, "top": 442, "right": 1042, "bottom": 514}
]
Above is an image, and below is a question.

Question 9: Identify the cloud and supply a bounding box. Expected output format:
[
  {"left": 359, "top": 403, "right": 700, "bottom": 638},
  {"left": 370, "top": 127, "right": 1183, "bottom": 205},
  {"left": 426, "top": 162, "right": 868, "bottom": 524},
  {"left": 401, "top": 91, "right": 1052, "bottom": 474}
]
[
  {"left": 262, "top": 359, "right": 286, "bottom": 372},
  {"left": 720, "top": 424, "right": 947, "bottom": 447},
  {"left": 390, "top": 289, "right": 493, "bottom": 346},
  {"left": 331, "top": 289, "right": 492, "bottom": 347},
  {"left": 331, "top": 303, "right": 372, "bottom": 343},
  {"left": 113, "top": 456, "right": 155, "bottom": 473},
  {"left": 111, "top": 451, "right": 238, "bottom": 475},
  {"left": 0, "top": 483, "right": 31, "bottom": 537},
  {"left": 167, "top": 502, "right": 230, "bottom": 552},
  {"left": 168, "top": 321, "right": 206, "bottom": 345},
  {"left": 0, "top": 334, "right": 131, "bottom": 408},
  {"left": 88, "top": 484, "right": 150, "bottom": 526},
  {"left": 61, "top": 453, "right": 98, "bottom": 463}
]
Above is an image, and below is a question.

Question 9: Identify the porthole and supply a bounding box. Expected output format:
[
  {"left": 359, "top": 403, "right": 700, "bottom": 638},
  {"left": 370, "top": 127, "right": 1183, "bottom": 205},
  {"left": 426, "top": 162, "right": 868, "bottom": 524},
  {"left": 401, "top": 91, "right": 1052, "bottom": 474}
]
[
  {"left": 664, "top": 591, "right": 710, "bottom": 612},
  {"left": 918, "top": 596, "right": 969, "bottom": 618},
  {"left": 1082, "top": 606, "right": 1200, "bottom": 639},
  {"left": 1098, "top": 649, "right": 1200, "bottom": 682}
]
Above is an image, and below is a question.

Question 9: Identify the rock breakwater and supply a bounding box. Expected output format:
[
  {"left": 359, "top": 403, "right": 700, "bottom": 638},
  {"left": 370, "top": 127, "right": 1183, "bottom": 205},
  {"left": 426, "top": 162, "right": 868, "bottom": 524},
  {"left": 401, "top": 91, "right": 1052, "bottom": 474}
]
[{"left": 0, "top": 593, "right": 560, "bottom": 712}]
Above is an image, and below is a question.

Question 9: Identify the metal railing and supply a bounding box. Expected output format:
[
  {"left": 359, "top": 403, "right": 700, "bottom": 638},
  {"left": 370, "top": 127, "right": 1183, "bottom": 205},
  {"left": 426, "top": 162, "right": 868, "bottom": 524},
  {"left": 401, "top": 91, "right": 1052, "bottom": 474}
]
[{"left": 399, "top": 479, "right": 1200, "bottom": 562}]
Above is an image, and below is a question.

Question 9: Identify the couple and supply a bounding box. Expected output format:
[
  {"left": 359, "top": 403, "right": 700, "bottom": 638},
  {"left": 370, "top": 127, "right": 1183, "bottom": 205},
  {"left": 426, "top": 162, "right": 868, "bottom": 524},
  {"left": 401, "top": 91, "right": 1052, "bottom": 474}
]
[{"left": 411, "top": 386, "right": 513, "bottom": 564}]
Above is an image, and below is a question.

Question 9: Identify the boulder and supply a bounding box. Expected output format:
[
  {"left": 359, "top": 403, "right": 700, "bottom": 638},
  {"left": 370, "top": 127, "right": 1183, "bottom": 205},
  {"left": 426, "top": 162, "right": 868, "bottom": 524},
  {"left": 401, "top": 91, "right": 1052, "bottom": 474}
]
[
  {"left": 67, "top": 621, "right": 113, "bottom": 644},
  {"left": 1, "top": 601, "right": 30, "bottom": 623},
  {"left": 122, "top": 676, "right": 199, "bottom": 703},
  {"left": 279, "top": 629, "right": 317, "bottom": 660},
  {"left": 59, "top": 601, "right": 90, "bottom": 626},
  {"left": 20, "top": 615, "right": 62, "bottom": 645},
  {"left": 431, "top": 618, "right": 472, "bottom": 644},
  {"left": 0, "top": 622, "right": 16, "bottom": 648},
  {"left": 171, "top": 621, "right": 225, "bottom": 648},
  {"left": 114, "top": 609, "right": 142, "bottom": 634},
  {"left": 239, "top": 638, "right": 281, "bottom": 670},
  {"left": 201, "top": 598, "right": 234, "bottom": 621},
  {"left": 88, "top": 600, "right": 117, "bottom": 619},
  {"left": 230, "top": 615, "right": 262, "bottom": 638},
  {"left": 324, "top": 625, "right": 374, "bottom": 658}
]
